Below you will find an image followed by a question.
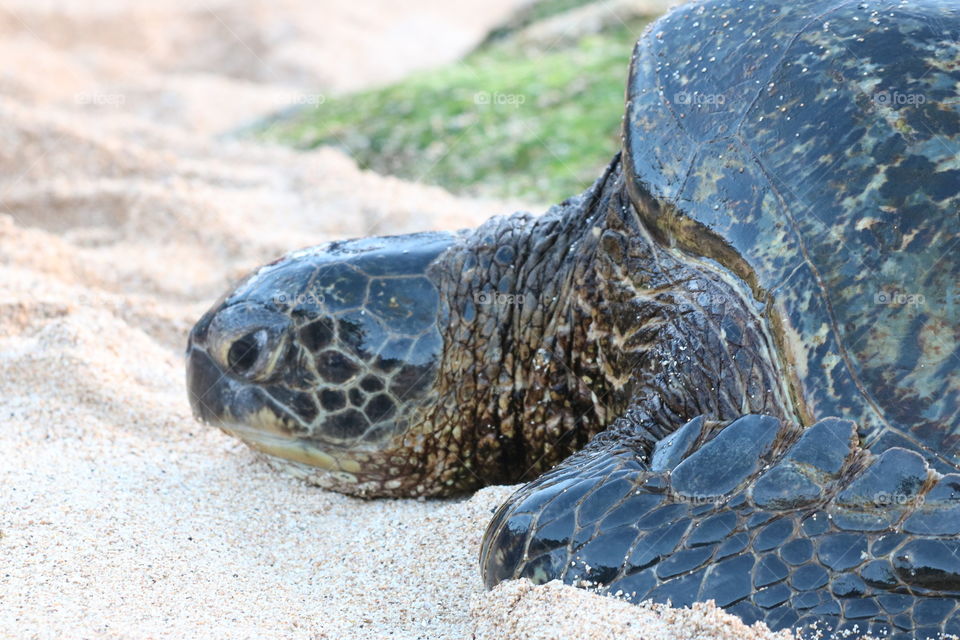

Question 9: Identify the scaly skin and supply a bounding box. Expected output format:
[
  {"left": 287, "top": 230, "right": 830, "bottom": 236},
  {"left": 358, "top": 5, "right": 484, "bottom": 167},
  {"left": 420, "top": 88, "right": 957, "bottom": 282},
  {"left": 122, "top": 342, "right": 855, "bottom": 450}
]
[
  {"left": 187, "top": 156, "right": 785, "bottom": 496},
  {"left": 416, "top": 156, "right": 792, "bottom": 494},
  {"left": 186, "top": 0, "right": 960, "bottom": 635}
]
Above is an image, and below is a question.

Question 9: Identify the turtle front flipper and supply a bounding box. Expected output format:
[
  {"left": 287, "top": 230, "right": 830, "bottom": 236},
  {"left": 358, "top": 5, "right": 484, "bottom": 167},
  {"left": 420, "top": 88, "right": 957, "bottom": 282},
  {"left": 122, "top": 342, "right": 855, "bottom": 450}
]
[{"left": 480, "top": 414, "right": 960, "bottom": 639}]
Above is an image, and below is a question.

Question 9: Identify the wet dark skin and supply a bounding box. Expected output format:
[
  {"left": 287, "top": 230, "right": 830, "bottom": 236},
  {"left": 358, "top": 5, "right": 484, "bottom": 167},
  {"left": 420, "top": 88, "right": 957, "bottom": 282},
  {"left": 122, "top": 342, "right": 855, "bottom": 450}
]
[{"left": 187, "top": 0, "right": 960, "bottom": 637}]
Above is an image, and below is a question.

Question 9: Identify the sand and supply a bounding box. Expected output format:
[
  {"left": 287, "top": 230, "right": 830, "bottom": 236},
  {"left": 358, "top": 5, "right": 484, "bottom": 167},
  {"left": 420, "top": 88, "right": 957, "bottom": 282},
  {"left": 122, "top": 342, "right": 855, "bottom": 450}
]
[{"left": 0, "top": 1, "right": 795, "bottom": 638}]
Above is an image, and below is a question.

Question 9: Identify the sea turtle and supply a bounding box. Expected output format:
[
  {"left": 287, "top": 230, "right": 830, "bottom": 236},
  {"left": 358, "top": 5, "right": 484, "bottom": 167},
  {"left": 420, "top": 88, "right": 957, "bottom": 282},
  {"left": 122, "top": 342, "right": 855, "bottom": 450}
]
[{"left": 185, "top": 0, "right": 960, "bottom": 636}]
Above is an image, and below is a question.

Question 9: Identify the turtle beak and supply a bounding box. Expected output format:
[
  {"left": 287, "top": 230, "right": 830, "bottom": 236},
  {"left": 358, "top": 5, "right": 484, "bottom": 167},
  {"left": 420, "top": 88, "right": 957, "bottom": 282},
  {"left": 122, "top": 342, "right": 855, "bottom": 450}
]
[
  {"left": 185, "top": 311, "right": 259, "bottom": 427},
  {"left": 185, "top": 345, "right": 229, "bottom": 425},
  {"left": 185, "top": 332, "right": 369, "bottom": 477},
  {"left": 186, "top": 312, "right": 219, "bottom": 423},
  {"left": 185, "top": 297, "right": 296, "bottom": 421},
  {"left": 185, "top": 313, "right": 279, "bottom": 428}
]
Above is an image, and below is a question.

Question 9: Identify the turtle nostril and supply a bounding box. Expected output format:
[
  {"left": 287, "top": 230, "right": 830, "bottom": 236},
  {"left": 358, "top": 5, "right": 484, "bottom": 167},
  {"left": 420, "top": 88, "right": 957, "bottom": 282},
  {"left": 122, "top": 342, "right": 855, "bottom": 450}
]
[{"left": 227, "top": 331, "right": 263, "bottom": 375}]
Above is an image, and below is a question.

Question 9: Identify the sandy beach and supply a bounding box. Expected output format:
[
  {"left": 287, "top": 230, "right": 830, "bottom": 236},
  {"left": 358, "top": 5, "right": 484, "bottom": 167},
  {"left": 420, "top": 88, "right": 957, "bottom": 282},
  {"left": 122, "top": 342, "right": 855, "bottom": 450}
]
[{"left": 0, "top": 1, "right": 793, "bottom": 638}]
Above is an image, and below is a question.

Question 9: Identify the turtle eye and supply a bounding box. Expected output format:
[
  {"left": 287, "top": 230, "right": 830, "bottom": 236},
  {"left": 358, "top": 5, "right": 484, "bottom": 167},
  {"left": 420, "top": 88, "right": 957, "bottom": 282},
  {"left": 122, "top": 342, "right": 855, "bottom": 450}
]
[
  {"left": 227, "top": 330, "right": 265, "bottom": 376},
  {"left": 204, "top": 304, "right": 291, "bottom": 383}
]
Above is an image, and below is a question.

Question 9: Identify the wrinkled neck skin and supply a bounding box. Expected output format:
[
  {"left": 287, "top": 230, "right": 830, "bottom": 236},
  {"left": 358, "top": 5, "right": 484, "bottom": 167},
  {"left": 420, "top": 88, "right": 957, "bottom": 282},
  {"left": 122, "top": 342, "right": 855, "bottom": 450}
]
[
  {"left": 412, "top": 157, "right": 636, "bottom": 494},
  {"left": 354, "top": 153, "right": 792, "bottom": 498}
]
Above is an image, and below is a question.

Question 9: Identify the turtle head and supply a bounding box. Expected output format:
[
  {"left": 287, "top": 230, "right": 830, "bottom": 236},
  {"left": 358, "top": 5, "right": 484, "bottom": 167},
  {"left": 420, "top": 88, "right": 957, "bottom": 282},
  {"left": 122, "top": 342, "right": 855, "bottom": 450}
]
[
  {"left": 186, "top": 231, "right": 457, "bottom": 495},
  {"left": 186, "top": 159, "right": 649, "bottom": 497}
]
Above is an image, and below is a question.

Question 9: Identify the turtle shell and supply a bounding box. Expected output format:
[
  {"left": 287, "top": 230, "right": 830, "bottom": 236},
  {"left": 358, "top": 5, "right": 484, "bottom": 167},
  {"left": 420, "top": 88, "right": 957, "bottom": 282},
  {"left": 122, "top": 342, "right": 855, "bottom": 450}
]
[{"left": 624, "top": 0, "right": 960, "bottom": 469}]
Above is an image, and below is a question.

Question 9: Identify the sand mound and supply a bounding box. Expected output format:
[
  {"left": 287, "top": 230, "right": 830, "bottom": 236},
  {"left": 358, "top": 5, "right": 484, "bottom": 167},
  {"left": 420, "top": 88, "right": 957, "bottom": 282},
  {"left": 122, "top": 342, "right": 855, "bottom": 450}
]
[
  {"left": 473, "top": 580, "right": 796, "bottom": 640},
  {"left": 0, "top": 0, "right": 794, "bottom": 638}
]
